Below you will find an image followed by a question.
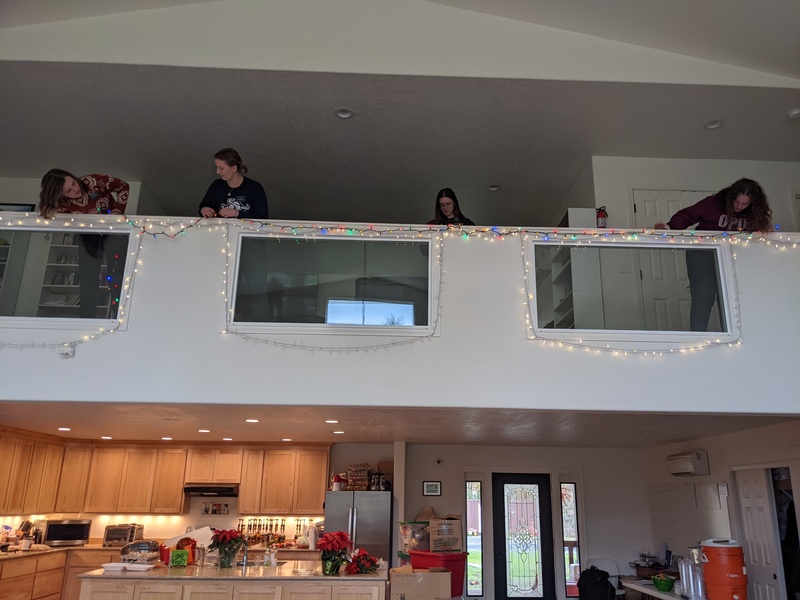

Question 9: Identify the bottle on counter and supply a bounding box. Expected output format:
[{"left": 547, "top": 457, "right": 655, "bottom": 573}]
[{"left": 195, "top": 545, "right": 206, "bottom": 567}]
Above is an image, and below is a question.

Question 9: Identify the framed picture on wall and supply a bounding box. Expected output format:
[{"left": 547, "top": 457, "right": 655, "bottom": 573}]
[
  {"left": 423, "top": 481, "right": 441, "bottom": 496},
  {"left": 0, "top": 203, "right": 36, "bottom": 213}
]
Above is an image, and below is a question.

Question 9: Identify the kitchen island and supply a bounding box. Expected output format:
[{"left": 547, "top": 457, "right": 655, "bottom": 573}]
[{"left": 79, "top": 560, "right": 387, "bottom": 600}]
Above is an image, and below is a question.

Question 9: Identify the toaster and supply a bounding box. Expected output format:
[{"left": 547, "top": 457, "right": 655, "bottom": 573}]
[{"left": 103, "top": 523, "right": 144, "bottom": 547}]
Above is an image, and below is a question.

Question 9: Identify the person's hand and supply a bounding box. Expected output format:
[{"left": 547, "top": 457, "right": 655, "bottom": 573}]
[
  {"left": 654, "top": 222, "right": 670, "bottom": 229},
  {"left": 218, "top": 207, "right": 239, "bottom": 218},
  {"left": 200, "top": 207, "right": 217, "bottom": 218}
]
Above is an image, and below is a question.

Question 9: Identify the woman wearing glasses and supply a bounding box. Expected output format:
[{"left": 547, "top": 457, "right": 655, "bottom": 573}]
[{"left": 428, "top": 188, "right": 474, "bottom": 226}]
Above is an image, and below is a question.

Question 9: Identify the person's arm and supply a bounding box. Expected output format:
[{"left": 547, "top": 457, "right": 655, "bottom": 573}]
[
  {"left": 199, "top": 182, "right": 220, "bottom": 217},
  {"left": 85, "top": 174, "right": 129, "bottom": 214},
  {"left": 236, "top": 180, "right": 269, "bottom": 219},
  {"left": 664, "top": 196, "right": 714, "bottom": 230}
]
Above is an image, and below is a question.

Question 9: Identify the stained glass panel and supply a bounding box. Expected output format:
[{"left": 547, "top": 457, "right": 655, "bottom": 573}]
[{"left": 503, "top": 483, "right": 543, "bottom": 597}]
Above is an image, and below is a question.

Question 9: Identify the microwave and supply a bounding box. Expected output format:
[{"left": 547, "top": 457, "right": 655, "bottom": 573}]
[
  {"left": 103, "top": 523, "right": 144, "bottom": 547},
  {"left": 43, "top": 519, "right": 92, "bottom": 547}
]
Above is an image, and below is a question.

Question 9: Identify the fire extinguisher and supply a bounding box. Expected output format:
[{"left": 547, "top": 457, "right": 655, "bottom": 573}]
[{"left": 596, "top": 206, "right": 608, "bottom": 228}]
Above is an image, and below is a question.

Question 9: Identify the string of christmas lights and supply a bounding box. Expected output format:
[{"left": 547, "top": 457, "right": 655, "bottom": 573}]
[{"left": 0, "top": 213, "right": 795, "bottom": 354}]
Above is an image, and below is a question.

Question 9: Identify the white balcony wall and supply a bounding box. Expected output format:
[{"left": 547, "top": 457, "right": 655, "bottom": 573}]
[{"left": 1, "top": 217, "right": 798, "bottom": 415}]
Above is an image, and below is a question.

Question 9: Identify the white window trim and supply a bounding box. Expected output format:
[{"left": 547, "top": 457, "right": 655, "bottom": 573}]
[{"left": 224, "top": 228, "right": 441, "bottom": 337}]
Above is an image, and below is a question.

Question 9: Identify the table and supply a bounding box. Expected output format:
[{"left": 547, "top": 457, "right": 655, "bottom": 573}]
[{"left": 622, "top": 579, "right": 704, "bottom": 600}]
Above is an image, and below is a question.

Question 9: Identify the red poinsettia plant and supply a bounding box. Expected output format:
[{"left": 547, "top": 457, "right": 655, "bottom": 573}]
[
  {"left": 345, "top": 549, "right": 380, "bottom": 575},
  {"left": 316, "top": 530, "right": 353, "bottom": 563},
  {"left": 209, "top": 528, "right": 246, "bottom": 555}
]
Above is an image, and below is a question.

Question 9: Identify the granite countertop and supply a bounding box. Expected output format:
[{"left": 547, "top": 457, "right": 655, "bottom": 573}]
[
  {"left": 80, "top": 560, "right": 388, "bottom": 581},
  {"left": 0, "top": 544, "right": 115, "bottom": 561}
]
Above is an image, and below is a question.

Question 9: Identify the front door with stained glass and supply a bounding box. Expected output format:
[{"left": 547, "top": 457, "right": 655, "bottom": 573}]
[{"left": 492, "top": 473, "right": 555, "bottom": 599}]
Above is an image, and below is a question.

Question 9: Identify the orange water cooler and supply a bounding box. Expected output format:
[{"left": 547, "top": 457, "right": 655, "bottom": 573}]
[{"left": 701, "top": 538, "right": 748, "bottom": 600}]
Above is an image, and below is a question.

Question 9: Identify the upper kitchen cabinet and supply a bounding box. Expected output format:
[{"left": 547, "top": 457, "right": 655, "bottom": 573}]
[
  {"left": 151, "top": 448, "right": 188, "bottom": 514},
  {"left": 84, "top": 447, "right": 160, "bottom": 513},
  {"left": 55, "top": 445, "right": 92, "bottom": 513},
  {"left": 185, "top": 448, "right": 242, "bottom": 484},
  {"left": 117, "top": 449, "right": 158, "bottom": 513},
  {"left": 239, "top": 450, "right": 265, "bottom": 515},
  {"left": 0, "top": 436, "right": 34, "bottom": 514},
  {"left": 260, "top": 448, "right": 329, "bottom": 515},
  {"left": 23, "top": 443, "right": 64, "bottom": 514}
]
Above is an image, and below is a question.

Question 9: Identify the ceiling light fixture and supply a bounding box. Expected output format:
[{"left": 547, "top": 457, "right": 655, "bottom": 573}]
[
  {"left": 325, "top": 420, "right": 339, "bottom": 424},
  {"left": 198, "top": 429, "right": 210, "bottom": 433},
  {"left": 703, "top": 119, "right": 724, "bottom": 130},
  {"left": 333, "top": 431, "right": 345, "bottom": 435},
  {"left": 58, "top": 427, "right": 71, "bottom": 431},
  {"left": 245, "top": 419, "right": 259, "bottom": 423},
  {"left": 101, "top": 436, "right": 112, "bottom": 440},
  {"left": 335, "top": 108, "right": 353, "bottom": 119},
  {"left": 488, "top": 184, "right": 500, "bottom": 191},
  {"left": 282, "top": 438, "right": 293, "bottom": 442},
  {"left": 788, "top": 108, "right": 800, "bottom": 121},
  {"left": 162, "top": 437, "right": 172, "bottom": 441},
  {"left": 222, "top": 437, "right": 233, "bottom": 441}
]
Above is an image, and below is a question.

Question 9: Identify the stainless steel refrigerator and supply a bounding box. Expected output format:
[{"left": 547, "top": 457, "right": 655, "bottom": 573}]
[{"left": 324, "top": 491, "right": 392, "bottom": 561}]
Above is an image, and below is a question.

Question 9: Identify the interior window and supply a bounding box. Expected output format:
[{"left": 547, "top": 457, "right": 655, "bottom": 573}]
[
  {"left": 232, "top": 235, "right": 432, "bottom": 331},
  {"left": 0, "top": 229, "right": 130, "bottom": 321},
  {"left": 529, "top": 241, "right": 739, "bottom": 345}
]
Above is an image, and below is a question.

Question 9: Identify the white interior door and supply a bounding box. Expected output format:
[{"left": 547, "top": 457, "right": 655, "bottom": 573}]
[
  {"left": 633, "top": 189, "right": 717, "bottom": 331},
  {"left": 734, "top": 469, "right": 786, "bottom": 600}
]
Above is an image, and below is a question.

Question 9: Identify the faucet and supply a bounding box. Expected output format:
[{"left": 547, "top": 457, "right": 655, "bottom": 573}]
[{"left": 240, "top": 543, "right": 249, "bottom": 572}]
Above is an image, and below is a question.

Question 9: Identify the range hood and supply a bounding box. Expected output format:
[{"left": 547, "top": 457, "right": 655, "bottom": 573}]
[{"left": 183, "top": 483, "right": 239, "bottom": 497}]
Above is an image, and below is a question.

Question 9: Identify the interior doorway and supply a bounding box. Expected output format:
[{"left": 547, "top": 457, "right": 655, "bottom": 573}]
[{"left": 491, "top": 473, "right": 556, "bottom": 599}]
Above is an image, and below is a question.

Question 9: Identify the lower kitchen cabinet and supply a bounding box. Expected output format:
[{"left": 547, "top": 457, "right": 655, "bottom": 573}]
[
  {"left": 64, "top": 549, "right": 120, "bottom": 600},
  {"left": 182, "top": 583, "right": 233, "bottom": 600},
  {"left": 77, "top": 581, "right": 134, "bottom": 600},
  {"left": 281, "top": 585, "right": 331, "bottom": 600},
  {"left": 0, "top": 550, "right": 67, "bottom": 600},
  {"left": 331, "top": 585, "right": 381, "bottom": 600},
  {"left": 134, "top": 582, "right": 183, "bottom": 600},
  {"left": 232, "top": 583, "right": 280, "bottom": 600}
]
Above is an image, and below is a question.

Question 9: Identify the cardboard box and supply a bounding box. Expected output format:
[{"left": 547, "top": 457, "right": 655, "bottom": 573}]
[
  {"left": 390, "top": 566, "right": 451, "bottom": 600},
  {"left": 429, "top": 516, "right": 463, "bottom": 552}
]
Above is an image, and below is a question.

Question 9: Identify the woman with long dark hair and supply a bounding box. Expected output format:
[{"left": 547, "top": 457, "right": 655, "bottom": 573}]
[
  {"left": 38, "top": 169, "right": 129, "bottom": 318},
  {"left": 428, "top": 188, "right": 475, "bottom": 226},
  {"left": 654, "top": 178, "right": 772, "bottom": 331}
]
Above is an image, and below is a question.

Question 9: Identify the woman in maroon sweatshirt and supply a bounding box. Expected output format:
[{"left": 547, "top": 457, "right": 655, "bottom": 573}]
[{"left": 654, "top": 178, "right": 772, "bottom": 331}]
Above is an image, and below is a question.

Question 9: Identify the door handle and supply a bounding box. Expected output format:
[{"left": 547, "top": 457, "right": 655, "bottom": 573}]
[{"left": 352, "top": 507, "right": 358, "bottom": 545}]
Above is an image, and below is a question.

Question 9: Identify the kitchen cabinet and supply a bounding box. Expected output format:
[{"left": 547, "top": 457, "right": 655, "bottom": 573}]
[
  {"left": 77, "top": 581, "right": 134, "bottom": 600},
  {"left": 0, "top": 551, "right": 66, "bottom": 600},
  {"left": 135, "top": 582, "right": 183, "bottom": 600},
  {"left": 238, "top": 450, "right": 265, "bottom": 515},
  {"left": 23, "top": 443, "right": 65, "bottom": 514},
  {"left": 150, "top": 448, "right": 187, "bottom": 514},
  {"left": 185, "top": 449, "right": 242, "bottom": 484},
  {"left": 63, "top": 549, "right": 120, "bottom": 600},
  {"left": 282, "top": 585, "right": 331, "bottom": 600},
  {"left": 85, "top": 447, "right": 160, "bottom": 513},
  {"left": 0, "top": 437, "right": 34, "bottom": 514},
  {"left": 260, "top": 448, "right": 329, "bottom": 515},
  {"left": 182, "top": 583, "right": 233, "bottom": 600},
  {"left": 331, "top": 585, "right": 381, "bottom": 600},
  {"left": 55, "top": 445, "right": 92, "bottom": 513},
  {"left": 232, "top": 583, "right": 280, "bottom": 600}
]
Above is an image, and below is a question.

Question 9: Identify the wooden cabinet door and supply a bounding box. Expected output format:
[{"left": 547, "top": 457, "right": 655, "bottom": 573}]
[
  {"left": 292, "top": 449, "right": 328, "bottom": 514},
  {"left": 0, "top": 437, "right": 21, "bottom": 512},
  {"left": 118, "top": 448, "right": 157, "bottom": 513},
  {"left": 33, "top": 568, "right": 65, "bottom": 599},
  {"left": 331, "top": 585, "right": 381, "bottom": 600},
  {"left": 185, "top": 449, "right": 215, "bottom": 483},
  {"left": 281, "top": 584, "right": 332, "bottom": 600},
  {"left": 5, "top": 438, "right": 34, "bottom": 514},
  {"left": 84, "top": 447, "right": 126, "bottom": 512},
  {"left": 260, "top": 450, "right": 296, "bottom": 514},
  {"left": 233, "top": 583, "right": 281, "bottom": 600},
  {"left": 80, "top": 580, "right": 135, "bottom": 600},
  {"left": 135, "top": 582, "right": 183, "bottom": 600},
  {"left": 213, "top": 449, "right": 243, "bottom": 483},
  {"left": 55, "top": 445, "right": 92, "bottom": 512},
  {"left": 151, "top": 448, "right": 187, "bottom": 513},
  {"left": 23, "top": 443, "right": 64, "bottom": 514},
  {"left": 238, "top": 450, "right": 264, "bottom": 515},
  {"left": 183, "top": 583, "right": 234, "bottom": 600}
]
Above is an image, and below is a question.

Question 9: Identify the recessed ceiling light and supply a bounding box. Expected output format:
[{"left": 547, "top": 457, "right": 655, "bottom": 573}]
[
  {"left": 488, "top": 184, "right": 500, "bottom": 191},
  {"left": 101, "top": 436, "right": 112, "bottom": 440},
  {"left": 335, "top": 108, "right": 353, "bottom": 119},
  {"left": 198, "top": 429, "right": 210, "bottom": 433},
  {"left": 58, "top": 427, "right": 71, "bottom": 431},
  {"left": 162, "top": 437, "right": 172, "bottom": 441},
  {"left": 325, "top": 420, "right": 339, "bottom": 424},
  {"left": 245, "top": 419, "right": 259, "bottom": 423},
  {"left": 788, "top": 108, "right": 800, "bottom": 121},
  {"left": 282, "top": 438, "right": 293, "bottom": 442},
  {"left": 703, "top": 119, "right": 724, "bottom": 130},
  {"left": 333, "top": 431, "right": 345, "bottom": 435},
  {"left": 222, "top": 437, "right": 233, "bottom": 441}
]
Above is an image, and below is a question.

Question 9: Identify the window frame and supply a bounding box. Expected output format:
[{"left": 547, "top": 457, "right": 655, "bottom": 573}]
[
  {"left": 226, "top": 229, "right": 441, "bottom": 336},
  {"left": 525, "top": 237, "right": 741, "bottom": 346},
  {"left": 0, "top": 225, "right": 135, "bottom": 331}
]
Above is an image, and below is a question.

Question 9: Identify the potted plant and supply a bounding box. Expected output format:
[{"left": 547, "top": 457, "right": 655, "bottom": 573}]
[
  {"left": 208, "top": 529, "right": 246, "bottom": 569},
  {"left": 345, "top": 549, "right": 380, "bottom": 575},
  {"left": 316, "top": 531, "right": 352, "bottom": 576}
]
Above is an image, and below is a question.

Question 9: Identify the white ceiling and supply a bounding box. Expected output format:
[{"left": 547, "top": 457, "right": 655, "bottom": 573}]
[
  {"left": 0, "top": 2, "right": 798, "bottom": 449},
  {"left": 0, "top": 401, "right": 794, "bottom": 449}
]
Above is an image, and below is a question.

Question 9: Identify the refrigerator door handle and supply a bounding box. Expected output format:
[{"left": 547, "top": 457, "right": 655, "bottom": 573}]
[
  {"left": 348, "top": 507, "right": 354, "bottom": 538},
  {"left": 352, "top": 507, "right": 358, "bottom": 546}
]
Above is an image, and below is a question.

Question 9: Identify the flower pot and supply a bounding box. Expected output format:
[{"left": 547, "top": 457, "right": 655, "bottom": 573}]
[
  {"left": 322, "top": 557, "right": 343, "bottom": 576},
  {"left": 218, "top": 548, "right": 237, "bottom": 569}
]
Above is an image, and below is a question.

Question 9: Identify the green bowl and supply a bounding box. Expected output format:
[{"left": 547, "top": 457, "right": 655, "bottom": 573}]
[{"left": 651, "top": 576, "right": 676, "bottom": 592}]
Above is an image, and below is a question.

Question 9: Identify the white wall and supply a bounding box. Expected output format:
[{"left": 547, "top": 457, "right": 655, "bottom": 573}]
[
  {"left": 592, "top": 157, "right": 800, "bottom": 230},
  {"left": 1, "top": 217, "right": 799, "bottom": 414},
  {"left": 0, "top": 1, "right": 797, "bottom": 88}
]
